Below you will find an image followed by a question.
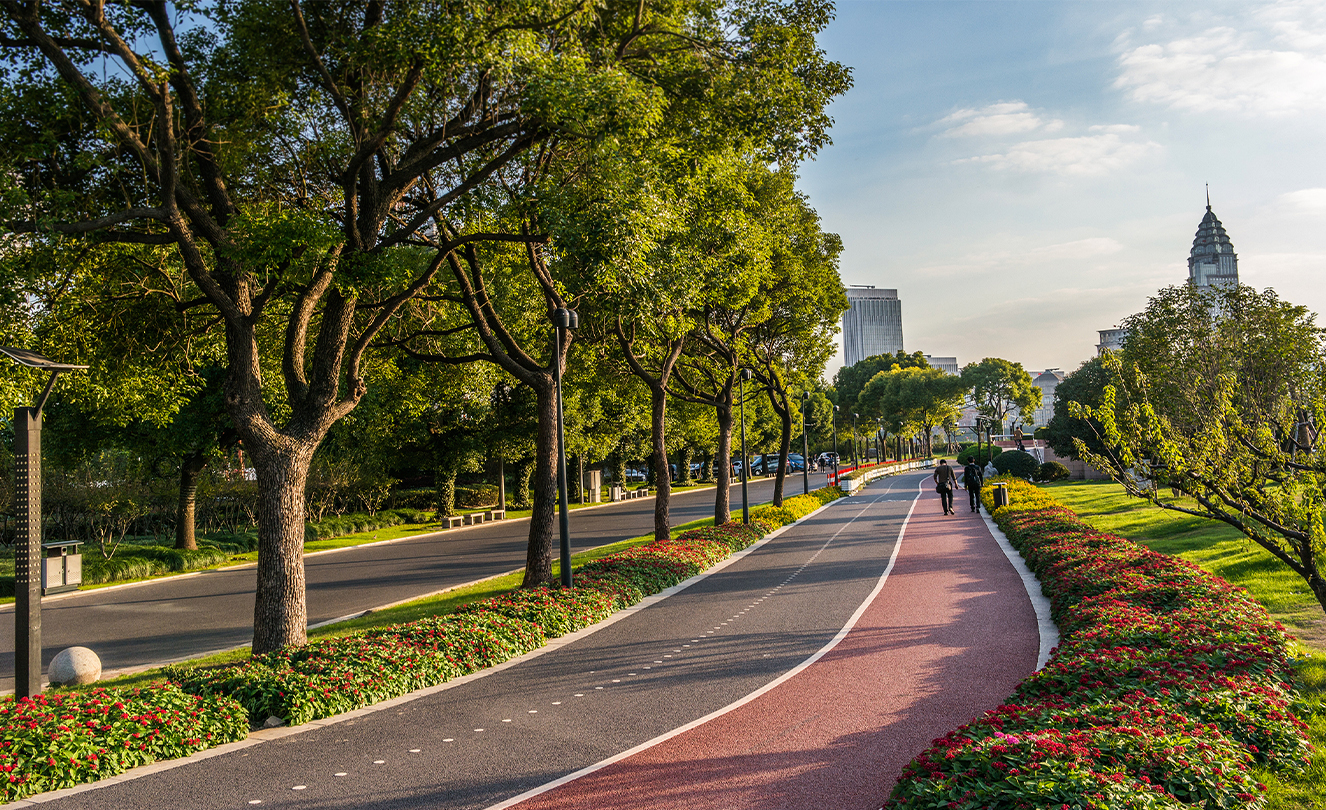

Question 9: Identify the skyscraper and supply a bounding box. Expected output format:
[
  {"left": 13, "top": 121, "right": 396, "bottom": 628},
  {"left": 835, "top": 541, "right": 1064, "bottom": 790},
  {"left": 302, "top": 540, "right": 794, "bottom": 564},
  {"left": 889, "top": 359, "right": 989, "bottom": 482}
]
[
  {"left": 842, "top": 286, "right": 904, "bottom": 367},
  {"left": 1188, "top": 196, "right": 1239, "bottom": 288}
]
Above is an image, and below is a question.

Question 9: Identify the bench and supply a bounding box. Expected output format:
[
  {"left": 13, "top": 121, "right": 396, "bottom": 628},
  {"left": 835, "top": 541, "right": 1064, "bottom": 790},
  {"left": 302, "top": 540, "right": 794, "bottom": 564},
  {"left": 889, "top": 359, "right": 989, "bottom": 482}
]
[
  {"left": 445, "top": 515, "right": 464, "bottom": 529},
  {"left": 462, "top": 513, "right": 485, "bottom": 526},
  {"left": 485, "top": 509, "right": 506, "bottom": 521}
]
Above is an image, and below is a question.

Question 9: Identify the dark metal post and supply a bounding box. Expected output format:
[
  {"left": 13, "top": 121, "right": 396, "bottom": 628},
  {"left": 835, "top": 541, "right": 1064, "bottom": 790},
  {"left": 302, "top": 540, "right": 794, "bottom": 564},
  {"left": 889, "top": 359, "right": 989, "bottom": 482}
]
[
  {"left": 740, "top": 368, "right": 752, "bottom": 524},
  {"left": 831, "top": 405, "right": 839, "bottom": 484},
  {"left": 851, "top": 413, "right": 859, "bottom": 468},
  {"left": 14, "top": 406, "right": 42, "bottom": 698},
  {"left": 551, "top": 309, "right": 577, "bottom": 587}
]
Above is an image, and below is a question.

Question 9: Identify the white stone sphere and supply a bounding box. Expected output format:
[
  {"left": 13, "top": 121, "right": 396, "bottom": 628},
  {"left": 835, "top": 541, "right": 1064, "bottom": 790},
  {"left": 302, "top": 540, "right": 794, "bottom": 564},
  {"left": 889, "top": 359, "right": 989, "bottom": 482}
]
[{"left": 49, "top": 647, "right": 102, "bottom": 686}]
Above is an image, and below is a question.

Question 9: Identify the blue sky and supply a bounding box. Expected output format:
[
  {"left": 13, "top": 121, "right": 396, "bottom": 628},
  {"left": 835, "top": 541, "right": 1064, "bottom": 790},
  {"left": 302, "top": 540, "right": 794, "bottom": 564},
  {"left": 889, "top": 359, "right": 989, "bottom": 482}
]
[{"left": 800, "top": 0, "right": 1326, "bottom": 377}]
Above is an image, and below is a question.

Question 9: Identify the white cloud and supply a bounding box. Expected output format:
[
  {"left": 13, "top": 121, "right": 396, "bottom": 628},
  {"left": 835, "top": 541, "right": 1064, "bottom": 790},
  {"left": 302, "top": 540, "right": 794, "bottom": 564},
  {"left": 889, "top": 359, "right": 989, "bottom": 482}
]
[
  {"left": 1274, "top": 187, "right": 1326, "bottom": 213},
  {"left": 937, "top": 101, "right": 1063, "bottom": 137},
  {"left": 955, "top": 133, "right": 1160, "bottom": 176},
  {"left": 1115, "top": 2, "right": 1326, "bottom": 115}
]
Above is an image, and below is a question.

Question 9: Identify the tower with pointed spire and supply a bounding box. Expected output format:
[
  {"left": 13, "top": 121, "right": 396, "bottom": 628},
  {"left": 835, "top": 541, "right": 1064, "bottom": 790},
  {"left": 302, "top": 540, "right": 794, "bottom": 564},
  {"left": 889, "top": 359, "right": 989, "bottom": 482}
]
[{"left": 1188, "top": 188, "right": 1239, "bottom": 288}]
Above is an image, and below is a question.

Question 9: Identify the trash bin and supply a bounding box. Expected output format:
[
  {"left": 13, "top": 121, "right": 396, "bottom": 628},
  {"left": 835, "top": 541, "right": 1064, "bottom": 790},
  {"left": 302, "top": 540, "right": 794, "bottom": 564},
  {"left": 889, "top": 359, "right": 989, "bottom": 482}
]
[
  {"left": 990, "top": 482, "right": 1009, "bottom": 509},
  {"left": 41, "top": 541, "right": 83, "bottom": 595}
]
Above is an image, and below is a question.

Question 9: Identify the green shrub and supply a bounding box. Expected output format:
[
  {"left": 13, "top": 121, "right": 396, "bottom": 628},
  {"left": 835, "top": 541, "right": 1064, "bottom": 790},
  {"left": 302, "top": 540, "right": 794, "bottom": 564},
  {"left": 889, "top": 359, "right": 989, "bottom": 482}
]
[
  {"left": 991, "top": 449, "right": 1039, "bottom": 479},
  {"left": 456, "top": 484, "right": 498, "bottom": 508},
  {"left": 0, "top": 685, "right": 248, "bottom": 802},
  {"left": 1037, "top": 460, "right": 1071, "bottom": 482},
  {"left": 957, "top": 445, "right": 1001, "bottom": 465}
]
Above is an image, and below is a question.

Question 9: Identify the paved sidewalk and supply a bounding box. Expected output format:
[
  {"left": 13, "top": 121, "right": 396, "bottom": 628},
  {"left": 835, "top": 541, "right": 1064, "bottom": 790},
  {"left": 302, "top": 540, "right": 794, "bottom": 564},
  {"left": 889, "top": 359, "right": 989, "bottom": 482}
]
[{"left": 506, "top": 481, "right": 1040, "bottom": 810}]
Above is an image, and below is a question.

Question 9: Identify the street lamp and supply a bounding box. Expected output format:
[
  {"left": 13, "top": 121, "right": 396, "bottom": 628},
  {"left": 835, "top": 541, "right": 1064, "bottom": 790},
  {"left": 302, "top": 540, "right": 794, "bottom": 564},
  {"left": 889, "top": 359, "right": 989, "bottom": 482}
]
[
  {"left": 551, "top": 308, "right": 578, "bottom": 587},
  {"left": 851, "top": 412, "right": 859, "bottom": 468},
  {"left": 831, "top": 405, "right": 840, "bottom": 484},
  {"left": 492, "top": 382, "right": 513, "bottom": 513},
  {"left": 800, "top": 391, "right": 811, "bottom": 496},
  {"left": 1, "top": 347, "right": 87, "bottom": 698},
  {"left": 739, "top": 368, "right": 753, "bottom": 524}
]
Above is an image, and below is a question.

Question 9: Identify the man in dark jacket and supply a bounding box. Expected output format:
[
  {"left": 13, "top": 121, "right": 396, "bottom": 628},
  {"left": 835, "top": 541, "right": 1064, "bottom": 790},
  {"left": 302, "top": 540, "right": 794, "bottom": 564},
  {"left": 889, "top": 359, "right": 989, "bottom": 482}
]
[
  {"left": 963, "top": 458, "right": 984, "bottom": 513},
  {"left": 933, "top": 459, "right": 958, "bottom": 515}
]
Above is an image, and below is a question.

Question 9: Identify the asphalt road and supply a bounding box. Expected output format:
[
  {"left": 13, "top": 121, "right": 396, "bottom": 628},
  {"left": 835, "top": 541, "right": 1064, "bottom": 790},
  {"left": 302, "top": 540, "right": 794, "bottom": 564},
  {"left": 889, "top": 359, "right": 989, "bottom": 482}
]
[
  {"left": 0, "top": 474, "right": 829, "bottom": 692},
  {"left": 34, "top": 471, "right": 918, "bottom": 810}
]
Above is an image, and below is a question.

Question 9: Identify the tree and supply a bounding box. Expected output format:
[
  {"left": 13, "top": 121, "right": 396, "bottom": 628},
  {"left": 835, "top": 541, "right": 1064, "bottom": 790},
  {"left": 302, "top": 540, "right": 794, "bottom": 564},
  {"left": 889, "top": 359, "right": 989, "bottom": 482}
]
[
  {"left": 858, "top": 367, "right": 966, "bottom": 457},
  {"left": 1043, "top": 356, "right": 1111, "bottom": 461},
  {"left": 1, "top": 0, "right": 848, "bottom": 648},
  {"left": 1074, "top": 284, "right": 1326, "bottom": 617},
  {"left": 961, "top": 357, "right": 1040, "bottom": 436},
  {"left": 832, "top": 351, "right": 929, "bottom": 413}
]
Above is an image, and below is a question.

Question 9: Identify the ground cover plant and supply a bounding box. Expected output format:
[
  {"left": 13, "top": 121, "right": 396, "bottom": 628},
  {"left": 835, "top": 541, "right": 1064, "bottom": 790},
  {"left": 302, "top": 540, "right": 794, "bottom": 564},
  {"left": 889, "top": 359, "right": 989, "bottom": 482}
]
[
  {"left": 0, "top": 685, "right": 249, "bottom": 802},
  {"left": 887, "top": 476, "right": 1312, "bottom": 810}
]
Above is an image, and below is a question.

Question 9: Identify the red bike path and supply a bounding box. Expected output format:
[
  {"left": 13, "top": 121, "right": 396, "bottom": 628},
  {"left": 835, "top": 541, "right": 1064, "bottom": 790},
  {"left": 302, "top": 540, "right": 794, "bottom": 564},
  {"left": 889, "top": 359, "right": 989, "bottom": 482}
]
[{"left": 506, "top": 484, "right": 1041, "bottom": 810}]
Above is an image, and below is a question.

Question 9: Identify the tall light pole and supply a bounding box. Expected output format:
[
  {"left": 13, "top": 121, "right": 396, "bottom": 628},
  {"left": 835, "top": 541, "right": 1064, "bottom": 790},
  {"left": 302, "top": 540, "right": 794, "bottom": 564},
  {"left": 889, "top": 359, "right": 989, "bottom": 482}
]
[
  {"left": 2, "top": 347, "right": 87, "bottom": 698},
  {"left": 740, "top": 368, "right": 753, "bottom": 524},
  {"left": 551, "top": 308, "right": 578, "bottom": 587},
  {"left": 831, "top": 404, "right": 840, "bottom": 485},
  {"left": 851, "top": 412, "right": 859, "bottom": 468},
  {"left": 800, "top": 390, "right": 811, "bottom": 495},
  {"left": 492, "top": 382, "right": 512, "bottom": 512}
]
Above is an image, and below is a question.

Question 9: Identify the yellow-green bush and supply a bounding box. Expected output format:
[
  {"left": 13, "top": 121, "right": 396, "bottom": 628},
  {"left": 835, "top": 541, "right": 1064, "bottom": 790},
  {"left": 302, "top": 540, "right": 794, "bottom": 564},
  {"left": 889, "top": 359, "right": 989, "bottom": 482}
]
[
  {"left": 979, "top": 474, "right": 1059, "bottom": 518},
  {"left": 750, "top": 488, "right": 842, "bottom": 527}
]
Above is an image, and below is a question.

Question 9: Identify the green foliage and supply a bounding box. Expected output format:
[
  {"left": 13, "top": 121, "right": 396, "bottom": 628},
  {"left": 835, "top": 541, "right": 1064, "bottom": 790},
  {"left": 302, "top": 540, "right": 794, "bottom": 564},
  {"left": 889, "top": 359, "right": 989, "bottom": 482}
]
[
  {"left": 991, "top": 449, "right": 1040, "bottom": 480},
  {"left": 1073, "top": 284, "right": 1326, "bottom": 619},
  {"left": 1043, "top": 356, "right": 1112, "bottom": 461},
  {"left": 1037, "top": 461, "right": 1072, "bottom": 482},
  {"left": 956, "top": 445, "right": 1001, "bottom": 465},
  {"left": 856, "top": 366, "right": 966, "bottom": 452},
  {"left": 961, "top": 357, "right": 1041, "bottom": 430},
  {"left": 0, "top": 685, "right": 249, "bottom": 803},
  {"left": 832, "top": 351, "right": 930, "bottom": 414}
]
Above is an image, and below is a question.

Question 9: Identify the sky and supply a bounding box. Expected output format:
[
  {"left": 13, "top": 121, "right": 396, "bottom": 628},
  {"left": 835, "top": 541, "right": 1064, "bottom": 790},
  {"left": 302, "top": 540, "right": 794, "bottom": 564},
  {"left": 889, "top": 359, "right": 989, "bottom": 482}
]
[{"left": 799, "top": 0, "right": 1326, "bottom": 379}]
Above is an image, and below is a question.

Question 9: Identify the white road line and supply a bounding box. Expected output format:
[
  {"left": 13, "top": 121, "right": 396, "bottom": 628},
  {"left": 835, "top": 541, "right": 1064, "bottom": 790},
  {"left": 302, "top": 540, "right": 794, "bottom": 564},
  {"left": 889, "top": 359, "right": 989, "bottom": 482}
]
[{"left": 480, "top": 482, "right": 922, "bottom": 810}]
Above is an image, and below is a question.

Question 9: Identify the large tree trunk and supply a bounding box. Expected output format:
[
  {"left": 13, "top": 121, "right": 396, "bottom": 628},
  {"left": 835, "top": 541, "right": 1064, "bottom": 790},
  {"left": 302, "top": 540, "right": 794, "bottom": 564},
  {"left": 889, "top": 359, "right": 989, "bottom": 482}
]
[
  {"left": 771, "top": 397, "right": 792, "bottom": 507},
  {"left": 523, "top": 379, "right": 558, "bottom": 587},
  {"left": 250, "top": 442, "right": 315, "bottom": 655},
  {"left": 649, "top": 385, "right": 671, "bottom": 540},
  {"left": 175, "top": 451, "right": 207, "bottom": 551},
  {"left": 714, "top": 404, "right": 734, "bottom": 525}
]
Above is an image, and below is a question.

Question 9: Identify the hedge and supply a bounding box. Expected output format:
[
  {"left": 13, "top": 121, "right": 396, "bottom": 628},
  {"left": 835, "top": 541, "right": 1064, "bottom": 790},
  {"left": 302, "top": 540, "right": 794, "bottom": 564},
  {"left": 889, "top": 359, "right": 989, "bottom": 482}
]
[
  {"left": 0, "top": 685, "right": 249, "bottom": 802},
  {"left": 885, "top": 476, "right": 1311, "bottom": 809}
]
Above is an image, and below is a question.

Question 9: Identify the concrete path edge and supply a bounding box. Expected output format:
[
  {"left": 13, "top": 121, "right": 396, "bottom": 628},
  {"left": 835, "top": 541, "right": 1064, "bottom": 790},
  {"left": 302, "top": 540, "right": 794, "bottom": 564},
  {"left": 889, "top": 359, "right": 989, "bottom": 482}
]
[{"left": 980, "top": 508, "right": 1059, "bottom": 670}]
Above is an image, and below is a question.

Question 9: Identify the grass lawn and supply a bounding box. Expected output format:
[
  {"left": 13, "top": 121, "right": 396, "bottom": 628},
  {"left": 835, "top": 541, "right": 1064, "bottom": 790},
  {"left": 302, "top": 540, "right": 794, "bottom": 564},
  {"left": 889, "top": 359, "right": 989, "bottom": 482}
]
[{"left": 1044, "top": 479, "right": 1326, "bottom": 810}]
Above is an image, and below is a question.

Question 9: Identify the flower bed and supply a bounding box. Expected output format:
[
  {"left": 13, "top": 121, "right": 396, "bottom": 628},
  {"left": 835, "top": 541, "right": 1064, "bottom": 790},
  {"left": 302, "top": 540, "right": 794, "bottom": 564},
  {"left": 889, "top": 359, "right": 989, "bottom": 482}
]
[
  {"left": 171, "top": 488, "right": 839, "bottom": 728},
  {"left": 886, "top": 476, "right": 1311, "bottom": 809},
  {"left": 0, "top": 685, "right": 248, "bottom": 802}
]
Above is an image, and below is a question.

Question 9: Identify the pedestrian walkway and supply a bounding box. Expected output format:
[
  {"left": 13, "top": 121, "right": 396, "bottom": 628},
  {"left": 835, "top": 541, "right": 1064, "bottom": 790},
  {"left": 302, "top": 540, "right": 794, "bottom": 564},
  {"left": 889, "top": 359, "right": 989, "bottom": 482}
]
[{"left": 502, "top": 481, "right": 1040, "bottom": 810}]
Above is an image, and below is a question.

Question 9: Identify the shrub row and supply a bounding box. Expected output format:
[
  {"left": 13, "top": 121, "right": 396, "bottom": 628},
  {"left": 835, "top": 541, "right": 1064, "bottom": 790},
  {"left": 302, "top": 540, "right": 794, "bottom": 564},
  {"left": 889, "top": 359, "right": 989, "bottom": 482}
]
[
  {"left": 171, "top": 489, "right": 841, "bottom": 727},
  {"left": 886, "top": 476, "right": 1311, "bottom": 810},
  {"left": 0, "top": 685, "right": 249, "bottom": 802},
  {"left": 751, "top": 486, "right": 844, "bottom": 525},
  {"left": 304, "top": 507, "right": 434, "bottom": 541}
]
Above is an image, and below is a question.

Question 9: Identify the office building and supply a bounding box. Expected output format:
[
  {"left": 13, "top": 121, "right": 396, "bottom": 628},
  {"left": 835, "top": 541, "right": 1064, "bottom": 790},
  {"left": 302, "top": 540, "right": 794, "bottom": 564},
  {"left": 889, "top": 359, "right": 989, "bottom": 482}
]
[
  {"left": 842, "top": 286, "right": 904, "bottom": 367},
  {"left": 924, "top": 355, "right": 960, "bottom": 376}
]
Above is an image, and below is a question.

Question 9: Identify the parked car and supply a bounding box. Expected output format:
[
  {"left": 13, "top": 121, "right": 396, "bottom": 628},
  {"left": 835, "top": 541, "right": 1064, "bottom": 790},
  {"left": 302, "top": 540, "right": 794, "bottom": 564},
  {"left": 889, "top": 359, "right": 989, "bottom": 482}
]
[
  {"left": 788, "top": 453, "right": 806, "bottom": 472},
  {"left": 624, "top": 467, "right": 647, "bottom": 482}
]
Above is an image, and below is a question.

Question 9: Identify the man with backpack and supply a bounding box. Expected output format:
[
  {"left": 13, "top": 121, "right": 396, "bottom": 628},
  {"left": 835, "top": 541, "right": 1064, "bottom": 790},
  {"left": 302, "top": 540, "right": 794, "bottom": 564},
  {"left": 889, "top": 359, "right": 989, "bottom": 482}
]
[{"left": 963, "top": 457, "right": 984, "bottom": 513}]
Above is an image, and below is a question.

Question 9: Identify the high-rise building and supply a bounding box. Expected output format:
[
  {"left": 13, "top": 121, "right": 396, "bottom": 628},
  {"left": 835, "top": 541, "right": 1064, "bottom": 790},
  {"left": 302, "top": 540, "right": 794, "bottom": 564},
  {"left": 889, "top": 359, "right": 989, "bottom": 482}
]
[
  {"left": 1188, "top": 197, "right": 1239, "bottom": 288},
  {"left": 842, "top": 286, "right": 904, "bottom": 367}
]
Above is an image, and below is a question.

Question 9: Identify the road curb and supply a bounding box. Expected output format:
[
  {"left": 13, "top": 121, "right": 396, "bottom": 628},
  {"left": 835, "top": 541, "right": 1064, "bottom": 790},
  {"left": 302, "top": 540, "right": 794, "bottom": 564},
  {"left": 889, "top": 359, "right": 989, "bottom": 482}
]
[{"left": 979, "top": 508, "right": 1059, "bottom": 670}]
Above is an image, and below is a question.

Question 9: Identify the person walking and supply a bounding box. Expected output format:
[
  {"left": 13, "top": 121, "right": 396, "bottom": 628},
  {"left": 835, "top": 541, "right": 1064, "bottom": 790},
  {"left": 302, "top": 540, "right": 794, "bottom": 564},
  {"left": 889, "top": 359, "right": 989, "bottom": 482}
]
[
  {"left": 933, "top": 458, "right": 958, "bottom": 515},
  {"left": 963, "top": 457, "right": 984, "bottom": 513}
]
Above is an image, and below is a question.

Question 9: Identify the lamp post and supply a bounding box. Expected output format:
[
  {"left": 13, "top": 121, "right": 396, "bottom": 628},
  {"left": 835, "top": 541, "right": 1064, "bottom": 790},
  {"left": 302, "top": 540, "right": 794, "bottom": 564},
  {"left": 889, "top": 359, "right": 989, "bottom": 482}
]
[
  {"left": 851, "top": 412, "right": 859, "bottom": 468},
  {"left": 551, "top": 308, "right": 578, "bottom": 587},
  {"left": 831, "top": 404, "right": 840, "bottom": 485},
  {"left": 2, "top": 347, "right": 87, "bottom": 698},
  {"left": 800, "top": 391, "right": 811, "bottom": 496},
  {"left": 739, "top": 368, "right": 753, "bottom": 524},
  {"left": 492, "top": 382, "right": 513, "bottom": 512}
]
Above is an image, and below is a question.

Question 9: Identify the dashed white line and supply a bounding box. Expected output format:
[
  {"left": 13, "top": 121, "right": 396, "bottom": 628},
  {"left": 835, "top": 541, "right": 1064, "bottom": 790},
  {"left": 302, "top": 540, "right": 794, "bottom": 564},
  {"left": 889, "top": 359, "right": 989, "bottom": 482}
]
[
  {"left": 292, "top": 785, "right": 307, "bottom": 791},
  {"left": 335, "top": 772, "right": 348, "bottom": 776}
]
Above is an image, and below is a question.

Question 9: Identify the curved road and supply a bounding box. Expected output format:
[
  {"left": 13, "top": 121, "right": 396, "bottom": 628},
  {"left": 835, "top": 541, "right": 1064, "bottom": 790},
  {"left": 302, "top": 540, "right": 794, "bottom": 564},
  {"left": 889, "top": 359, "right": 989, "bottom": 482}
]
[
  {"left": 26, "top": 470, "right": 1040, "bottom": 810},
  {"left": 0, "top": 474, "right": 827, "bottom": 692}
]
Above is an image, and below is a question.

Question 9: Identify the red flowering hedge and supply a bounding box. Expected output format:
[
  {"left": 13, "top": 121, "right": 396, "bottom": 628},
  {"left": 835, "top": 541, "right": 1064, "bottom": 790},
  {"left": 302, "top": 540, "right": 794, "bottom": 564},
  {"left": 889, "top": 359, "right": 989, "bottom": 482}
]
[
  {"left": 886, "top": 477, "right": 1311, "bottom": 810},
  {"left": 0, "top": 685, "right": 248, "bottom": 802},
  {"left": 170, "top": 496, "right": 836, "bottom": 728}
]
